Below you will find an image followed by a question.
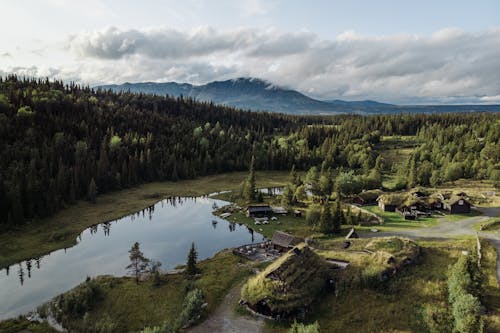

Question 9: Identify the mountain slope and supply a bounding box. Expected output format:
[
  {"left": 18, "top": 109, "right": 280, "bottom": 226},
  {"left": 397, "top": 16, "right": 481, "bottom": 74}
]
[
  {"left": 99, "top": 78, "right": 378, "bottom": 114},
  {"left": 98, "top": 78, "right": 500, "bottom": 115}
]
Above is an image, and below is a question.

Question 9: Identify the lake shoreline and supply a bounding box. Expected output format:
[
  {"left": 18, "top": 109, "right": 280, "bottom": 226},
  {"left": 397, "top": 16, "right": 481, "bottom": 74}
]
[{"left": 0, "top": 171, "right": 291, "bottom": 270}]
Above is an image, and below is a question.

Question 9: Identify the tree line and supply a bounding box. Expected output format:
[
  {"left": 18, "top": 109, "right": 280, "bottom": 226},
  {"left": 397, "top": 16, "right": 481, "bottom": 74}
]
[{"left": 0, "top": 75, "right": 498, "bottom": 227}]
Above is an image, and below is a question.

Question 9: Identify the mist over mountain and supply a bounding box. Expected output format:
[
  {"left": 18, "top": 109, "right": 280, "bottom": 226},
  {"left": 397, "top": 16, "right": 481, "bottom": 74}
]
[{"left": 98, "top": 78, "right": 500, "bottom": 115}]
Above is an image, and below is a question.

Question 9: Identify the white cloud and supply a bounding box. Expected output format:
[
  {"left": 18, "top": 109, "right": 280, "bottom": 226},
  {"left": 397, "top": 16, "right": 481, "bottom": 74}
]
[{"left": 3, "top": 26, "right": 500, "bottom": 104}]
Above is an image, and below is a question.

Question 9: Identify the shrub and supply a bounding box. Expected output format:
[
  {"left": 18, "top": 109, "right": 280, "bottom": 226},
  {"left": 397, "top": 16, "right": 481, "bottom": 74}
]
[
  {"left": 422, "top": 303, "right": 452, "bottom": 333},
  {"left": 452, "top": 293, "right": 483, "bottom": 333},
  {"left": 306, "top": 205, "right": 321, "bottom": 226},
  {"left": 177, "top": 288, "right": 204, "bottom": 328},
  {"left": 52, "top": 278, "right": 104, "bottom": 321},
  {"left": 289, "top": 320, "right": 320, "bottom": 333}
]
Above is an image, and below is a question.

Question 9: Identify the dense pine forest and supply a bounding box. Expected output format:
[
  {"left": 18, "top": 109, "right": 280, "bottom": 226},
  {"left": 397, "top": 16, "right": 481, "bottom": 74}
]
[{"left": 0, "top": 75, "right": 499, "bottom": 227}]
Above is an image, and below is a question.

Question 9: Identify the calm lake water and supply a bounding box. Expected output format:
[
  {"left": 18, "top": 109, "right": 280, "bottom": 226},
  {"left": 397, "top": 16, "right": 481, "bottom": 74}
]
[{"left": 0, "top": 196, "right": 263, "bottom": 319}]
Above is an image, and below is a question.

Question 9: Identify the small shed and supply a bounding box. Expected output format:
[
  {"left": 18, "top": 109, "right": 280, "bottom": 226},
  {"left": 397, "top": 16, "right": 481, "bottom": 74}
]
[
  {"left": 272, "top": 206, "right": 288, "bottom": 215},
  {"left": 271, "top": 231, "right": 301, "bottom": 252},
  {"left": 247, "top": 205, "right": 273, "bottom": 217},
  {"left": 445, "top": 196, "right": 471, "bottom": 214}
]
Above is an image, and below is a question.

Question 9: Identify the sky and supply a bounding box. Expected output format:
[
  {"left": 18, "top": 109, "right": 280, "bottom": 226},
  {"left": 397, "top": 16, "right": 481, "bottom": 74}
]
[{"left": 0, "top": 0, "right": 499, "bottom": 104}]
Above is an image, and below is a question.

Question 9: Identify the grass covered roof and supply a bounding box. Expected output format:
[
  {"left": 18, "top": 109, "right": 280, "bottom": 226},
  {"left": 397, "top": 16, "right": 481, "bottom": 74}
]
[{"left": 241, "top": 244, "right": 331, "bottom": 315}]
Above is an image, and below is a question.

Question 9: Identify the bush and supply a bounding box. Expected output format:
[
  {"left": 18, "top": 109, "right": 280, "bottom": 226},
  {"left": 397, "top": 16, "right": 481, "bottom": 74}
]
[
  {"left": 83, "top": 313, "right": 117, "bottom": 333},
  {"left": 452, "top": 293, "right": 483, "bottom": 333},
  {"left": 447, "top": 251, "right": 485, "bottom": 333},
  {"left": 306, "top": 205, "right": 321, "bottom": 226},
  {"left": 177, "top": 288, "right": 204, "bottom": 328},
  {"left": 422, "top": 303, "right": 452, "bottom": 333},
  {"left": 289, "top": 321, "right": 320, "bottom": 333},
  {"left": 52, "top": 278, "right": 104, "bottom": 321}
]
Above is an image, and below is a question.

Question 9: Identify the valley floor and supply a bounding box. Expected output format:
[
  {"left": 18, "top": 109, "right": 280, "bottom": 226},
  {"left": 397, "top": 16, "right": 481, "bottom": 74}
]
[{"left": 1, "top": 175, "right": 499, "bottom": 333}]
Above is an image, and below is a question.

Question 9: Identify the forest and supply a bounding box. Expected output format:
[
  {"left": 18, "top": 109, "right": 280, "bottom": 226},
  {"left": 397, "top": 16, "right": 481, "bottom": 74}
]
[{"left": 0, "top": 75, "right": 499, "bottom": 227}]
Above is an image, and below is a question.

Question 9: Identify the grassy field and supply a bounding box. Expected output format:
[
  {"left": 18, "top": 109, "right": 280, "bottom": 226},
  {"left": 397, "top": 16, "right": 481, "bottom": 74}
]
[
  {"left": 474, "top": 218, "right": 500, "bottom": 232},
  {"left": 436, "top": 179, "right": 500, "bottom": 207},
  {"left": 218, "top": 210, "right": 314, "bottom": 239},
  {"left": 49, "top": 250, "right": 252, "bottom": 332},
  {"left": 264, "top": 238, "right": 500, "bottom": 333},
  {"left": 0, "top": 171, "right": 291, "bottom": 269}
]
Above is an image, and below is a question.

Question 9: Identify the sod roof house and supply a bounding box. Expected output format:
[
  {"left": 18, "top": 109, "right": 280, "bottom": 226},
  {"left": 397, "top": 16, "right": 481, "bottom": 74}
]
[
  {"left": 445, "top": 196, "right": 471, "bottom": 214},
  {"left": 377, "top": 193, "right": 405, "bottom": 212},
  {"left": 241, "top": 244, "right": 332, "bottom": 317},
  {"left": 271, "top": 231, "right": 301, "bottom": 252},
  {"left": 352, "top": 189, "right": 383, "bottom": 206}
]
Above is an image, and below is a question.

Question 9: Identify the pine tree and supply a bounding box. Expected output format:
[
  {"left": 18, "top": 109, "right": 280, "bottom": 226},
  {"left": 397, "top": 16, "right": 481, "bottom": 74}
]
[
  {"left": 88, "top": 178, "right": 97, "bottom": 203},
  {"left": 243, "top": 155, "right": 256, "bottom": 200},
  {"left": 408, "top": 155, "right": 417, "bottom": 188},
  {"left": 332, "top": 198, "right": 343, "bottom": 233},
  {"left": 186, "top": 242, "right": 198, "bottom": 276},
  {"left": 126, "top": 242, "right": 150, "bottom": 284},
  {"left": 346, "top": 205, "right": 353, "bottom": 226},
  {"left": 289, "top": 165, "right": 300, "bottom": 187},
  {"left": 9, "top": 186, "right": 24, "bottom": 225},
  {"left": 69, "top": 174, "right": 76, "bottom": 204},
  {"left": 319, "top": 204, "right": 333, "bottom": 234}
]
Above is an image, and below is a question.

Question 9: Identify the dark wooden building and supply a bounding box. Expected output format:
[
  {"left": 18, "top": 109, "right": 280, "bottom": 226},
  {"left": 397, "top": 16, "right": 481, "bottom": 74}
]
[
  {"left": 445, "top": 197, "right": 471, "bottom": 214},
  {"left": 377, "top": 194, "right": 404, "bottom": 212},
  {"left": 271, "top": 231, "right": 301, "bottom": 252},
  {"left": 246, "top": 205, "right": 273, "bottom": 217},
  {"left": 352, "top": 189, "right": 382, "bottom": 206}
]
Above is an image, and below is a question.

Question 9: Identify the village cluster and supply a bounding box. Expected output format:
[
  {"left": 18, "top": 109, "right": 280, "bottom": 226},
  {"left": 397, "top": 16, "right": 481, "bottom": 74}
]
[{"left": 354, "top": 188, "right": 472, "bottom": 219}]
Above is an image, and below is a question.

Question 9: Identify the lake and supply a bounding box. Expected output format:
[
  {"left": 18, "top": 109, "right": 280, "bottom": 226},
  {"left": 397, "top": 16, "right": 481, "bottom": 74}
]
[{"left": 0, "top": 196, "right": 263, "bottom": 319}]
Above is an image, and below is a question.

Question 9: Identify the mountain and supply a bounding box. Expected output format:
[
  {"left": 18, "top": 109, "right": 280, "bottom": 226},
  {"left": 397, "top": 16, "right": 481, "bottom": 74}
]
[
  {"left": 99, "top": 78, "right": 342, "bottom": 114},
  {"left": 98, "top": 78, "right": 500, "bottom": 115}
]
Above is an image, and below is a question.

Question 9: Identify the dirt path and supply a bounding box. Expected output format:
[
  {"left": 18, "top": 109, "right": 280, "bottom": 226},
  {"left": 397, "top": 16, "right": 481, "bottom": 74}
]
[
  {"left": 188, "top": 283, "right": 264, "bottom": 333},
  {"left": 362, "top": 207, "right": 500, "bottom": 283}
]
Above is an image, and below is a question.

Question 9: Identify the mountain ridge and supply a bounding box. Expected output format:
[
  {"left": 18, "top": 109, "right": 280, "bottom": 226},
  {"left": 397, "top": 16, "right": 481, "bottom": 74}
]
[{"left": 98, "top": 78, "right": 500, "bottom": 115}]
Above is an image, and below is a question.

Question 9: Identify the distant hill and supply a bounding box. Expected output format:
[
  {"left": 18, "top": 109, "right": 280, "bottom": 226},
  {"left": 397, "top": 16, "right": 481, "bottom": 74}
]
[{"left": 98, "top": 78, "right": 500, "bottom": 115}]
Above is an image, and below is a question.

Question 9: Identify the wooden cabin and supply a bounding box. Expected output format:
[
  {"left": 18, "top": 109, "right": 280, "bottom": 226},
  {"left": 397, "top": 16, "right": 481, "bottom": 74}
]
[
  {"left": 352, "top": 189, "right": 383, "bottom": 206},
  {"left": 377, "top": 194, "right": 404, "bottom": 212},
  {"left": 271, "top": 231, "right": 301, "bottom": 252},
  {"left": 246, "top": 205, "right": 273, "bottom": 217},
  {"left": 445, "top": 196, "right": 471, "bottom": 214}
]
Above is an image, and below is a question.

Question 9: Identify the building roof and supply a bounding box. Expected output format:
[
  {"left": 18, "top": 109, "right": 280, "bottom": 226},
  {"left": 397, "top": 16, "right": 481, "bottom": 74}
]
[
  {"left": 271, "top": 230, "right": 300, "bottom": 248},
  {"left": 447, "top": 196, "right": 471, "bottom": 206},
  {"left": 377, "top": 193, "right": 405, "bottom": 206},
  {"left": 247, "top": 205, "right": 272, "bottom": 212},
  {"left": 357, "top": 189, "right": 383, "bottom": 202},
  {"left": 272, "top": 206, "right": 288, "bottom": 214}
]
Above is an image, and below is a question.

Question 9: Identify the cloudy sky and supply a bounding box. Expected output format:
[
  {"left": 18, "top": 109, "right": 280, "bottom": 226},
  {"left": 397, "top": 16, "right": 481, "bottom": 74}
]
[{"left": 1, "top": 0, "right": 499, "bottom": 104}]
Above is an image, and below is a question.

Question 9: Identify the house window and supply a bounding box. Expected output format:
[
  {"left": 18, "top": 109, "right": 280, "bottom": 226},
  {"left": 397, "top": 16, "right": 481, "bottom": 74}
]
[{"left": 458, "top": 200, "right": 464, "bottom": 205}]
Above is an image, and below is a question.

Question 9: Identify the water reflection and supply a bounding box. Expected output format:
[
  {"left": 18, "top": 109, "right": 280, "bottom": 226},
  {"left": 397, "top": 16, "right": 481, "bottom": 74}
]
[{"left": 0, "top": 196, "right": 263, "bottom": 319}]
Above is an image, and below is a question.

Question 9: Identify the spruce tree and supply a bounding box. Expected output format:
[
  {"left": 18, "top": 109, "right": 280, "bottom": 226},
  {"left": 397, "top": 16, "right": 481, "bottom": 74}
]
[
  {"left": 289, "top": 165, "right": 300, "bottom": 187},
  {"left": 186, "top": 242, "right": 198, "bottom": 276},
  {"left": 408, "top": 155, "right": 417, "bottom": 189},
  {"left": 333, "top": 199, "right": 343, "bottom": 234},
  {"left": 244, "top": 155, "right": 256, "bottom": 200},
  {"left": 319, "top": 204, "right": 333, "bottom": 234},
  {"left": 88, "top": 178, "right": 97, "bottom": 203}
]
